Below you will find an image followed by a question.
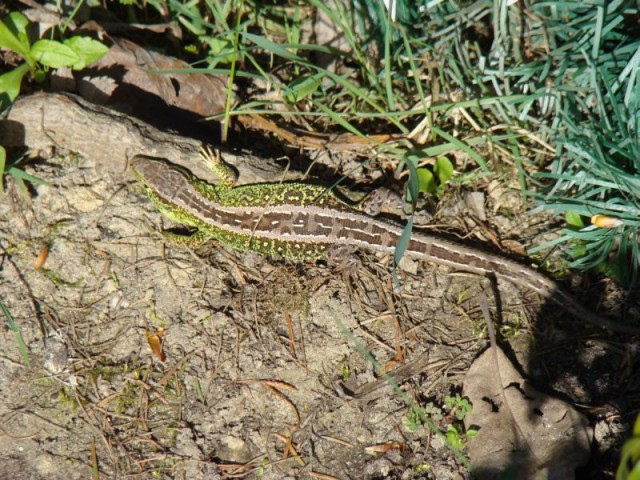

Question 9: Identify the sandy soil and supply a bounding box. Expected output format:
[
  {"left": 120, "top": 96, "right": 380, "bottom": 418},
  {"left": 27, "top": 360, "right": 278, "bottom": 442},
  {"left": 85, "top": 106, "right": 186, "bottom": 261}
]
[{"left": 0, "top": 149, "right": 635, "bottom": 479}]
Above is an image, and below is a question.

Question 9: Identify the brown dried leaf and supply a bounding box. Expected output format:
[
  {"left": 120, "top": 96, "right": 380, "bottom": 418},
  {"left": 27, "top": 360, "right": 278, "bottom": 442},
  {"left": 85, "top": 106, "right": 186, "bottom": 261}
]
[
  {"left": 463, "top": 346, "right": 592, "bottom": 479},
  {"left": 145, "top": 327, "right": 166, "bottom": 362},
  {"left": 53, "top": 35, "right": 229, "bottom": 125},
  {"left": 236, "top": 114, "right": 400, "bottom": 153},
  {"left": 364, "top": 442, "right": 407, "bottom": 455},
  {"left": 34, "top": 245, "right": 49, "bottom": 270}
]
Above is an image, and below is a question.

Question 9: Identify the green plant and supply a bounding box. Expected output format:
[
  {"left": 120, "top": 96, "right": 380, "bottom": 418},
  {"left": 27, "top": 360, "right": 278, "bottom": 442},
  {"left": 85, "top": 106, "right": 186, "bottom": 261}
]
[
  {"left": 0, "top": 148, "right": 48, "bottom": 195},
  {"left": 0, "top": 297, "right": 30, "bottom": 367},
  {"left": 530, "top": 63, "right": 640, "bottom": 287},
  {"left": 0, "top": 11, "right": 108, "bottom": 111},
  {"left": 447, "top": 1, "right": 640, "bottom": 287},
  {"left": 444, "top": 394, "right": 473, "bottom": 420},
  {"left": 405, "top": 155, "right": 455, "bottom": 201},
  {"left": 617, "top": 414, "right": 640, "bottom": 480},
  {"left": 405, "top": 402, "right": 443, "bottom": 432},
  {"left": 405, "top": 394, "right": 477, "bottom": 451}
]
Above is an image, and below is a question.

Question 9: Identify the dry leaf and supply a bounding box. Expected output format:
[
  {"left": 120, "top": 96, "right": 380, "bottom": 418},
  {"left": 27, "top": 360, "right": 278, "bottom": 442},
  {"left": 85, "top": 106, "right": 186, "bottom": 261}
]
[
  {"left": 145, "top": 327, "right": 166, "bottom": 362},
  {"left": 462, "top": 346, "right": 592, "bottom": 479},
  {"left": 52, "top": 34, "right": 229, "bottom": 131},
  {"left": 34, "top": 245, "right": 49, "bottom": 270},
  {"left": 464, "top": 191, "right": 487, "bottom": 221},
  {"left": 364, "top": 442, "right": 407, "bottom": 455}
]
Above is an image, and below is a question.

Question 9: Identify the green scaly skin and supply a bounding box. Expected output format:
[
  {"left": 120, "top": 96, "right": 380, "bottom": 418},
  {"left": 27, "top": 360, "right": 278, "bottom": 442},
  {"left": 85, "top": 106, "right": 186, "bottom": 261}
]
[
  {"left": 131, "top": 148, "right": 354, "bottom": 259},
  {"left": 130, "top": 149, "right": 640, "bottom": 335}
]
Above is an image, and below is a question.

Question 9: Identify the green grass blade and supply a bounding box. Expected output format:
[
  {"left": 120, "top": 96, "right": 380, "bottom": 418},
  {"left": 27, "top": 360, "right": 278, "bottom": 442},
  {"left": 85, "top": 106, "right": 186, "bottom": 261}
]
[
  {"left": 0, "top": 297, "right": 30, "bottom": 367},
  {"left": 431, "top": 126, "right": 489, "bottom": 172},
  {"left": 6, "top": 166, "right": 50, "bottom": 186},
  {"left": 394, "top": 215, "right": 413, "bottom": 269},
  {"left": 0, "top": 146, "right": 6, "bottom": 194}
]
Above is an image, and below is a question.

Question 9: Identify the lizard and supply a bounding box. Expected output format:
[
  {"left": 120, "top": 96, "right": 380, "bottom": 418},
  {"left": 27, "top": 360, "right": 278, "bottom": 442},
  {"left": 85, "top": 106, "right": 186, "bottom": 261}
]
[{"left": 130, "top": 147, "right": 640, "bottom": 335}]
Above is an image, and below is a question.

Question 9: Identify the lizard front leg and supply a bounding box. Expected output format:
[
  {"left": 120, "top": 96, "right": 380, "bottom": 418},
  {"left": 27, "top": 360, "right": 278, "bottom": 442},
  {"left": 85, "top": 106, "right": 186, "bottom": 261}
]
[{"left": 199, "top": 147, "right": 237, "bottom": 194}]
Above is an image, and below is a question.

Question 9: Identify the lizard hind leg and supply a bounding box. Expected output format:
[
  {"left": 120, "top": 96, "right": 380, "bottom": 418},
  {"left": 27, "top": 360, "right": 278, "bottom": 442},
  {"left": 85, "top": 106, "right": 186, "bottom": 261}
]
[
  {"left": 160, "top": 229, "right": 211, "bottom": 248},
  {"left": 154, "top": 203, "right": 212, "bottom": 248},
  {"left": 325, "top": 244, "right": 362, "bottom": 273},
  {"left": 358, "top": 187, "right": 403, "bottom": 216}
]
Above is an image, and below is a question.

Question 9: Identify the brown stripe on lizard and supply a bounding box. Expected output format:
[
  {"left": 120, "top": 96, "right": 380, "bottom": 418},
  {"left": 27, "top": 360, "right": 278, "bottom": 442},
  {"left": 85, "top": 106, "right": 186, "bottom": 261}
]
[{"left": 130, "top": 148, "right": 640, "bottom": 334}]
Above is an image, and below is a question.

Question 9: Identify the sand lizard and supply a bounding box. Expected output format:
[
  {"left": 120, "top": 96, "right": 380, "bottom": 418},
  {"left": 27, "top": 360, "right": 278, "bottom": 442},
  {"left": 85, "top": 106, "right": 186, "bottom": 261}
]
[{"left": 130, "top": 148, "right": 639, "bottom": 334}]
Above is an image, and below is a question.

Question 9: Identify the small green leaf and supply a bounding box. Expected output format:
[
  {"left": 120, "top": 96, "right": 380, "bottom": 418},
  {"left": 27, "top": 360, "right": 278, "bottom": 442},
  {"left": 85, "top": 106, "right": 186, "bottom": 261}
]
[
  {"left": 0, "top": 146, "right": 6, "bottom": 194},
  {"left": 63, "top": 36, "right": 108, "bottom": 69},
  {"left": 6, "top": 166, "right": 49, "bottom": 186},
  {"left": 444, "top": 395, "right": 454, "bottom": 409},
  {"left": 565, "top": 210, "right": 584, "bottom": 228},
  {"left": 434, "top": 156, "right": 454, "bottom": 183},
  {"left": 628, "top": 464, "right": 640, "bottom": 480},
  {"left": 0, "top": 63, "right": 30, "bottom": 110},
  {"left": 33, "top": 68, "right": 46, "bottom": 83},
  {"left": 184, "top": 44, "right": 198, "bottom": 55},
  {"left": 2, "top": 153, "right": 49, "bottom": 198},
  {"left": 242, "top": 31, "right": 303, "bottom": 63},
  {"left": 446, "top": 425, "right": 464, "bottom": 450},
  {"left": 619, "top": 436, "right": 640, "bottom": 480},
  {"left": 6, "top": 11, "right": 30, "bottom": 35},
  {"left": 416, "top": 168, "right": 436, "bottom": 194},
  {"left": 31, "top": 39, "right": 80, "bottom": 69},
  {"left": 194, "top": 377, "right": 205, "bottom": 404},
  {"left": 404, "top": 154, "right": 420, "bottom": 206},
  {"left": 431, "top": 126, "right": 489, "bottom": 172},
  {"left": 0, "top": 12, "right": 32, "bottom": 62},
  {"left": 204, "top": 36, "right": 234, "bottom": 66},
  {"left": 633, "top": 415, "right": 640, "bottom": 437},
  {"left": 568, "top": 242, "right": 587, "bottom": 259},
  {"left": 0, "top": 297, "right": 30, "bottom": 367},
  {"left": 284, "top": 74, "right": 323, "bottom": 103},
  {"left": 394, "top": 216, "right": 413, "bottom": 268}
]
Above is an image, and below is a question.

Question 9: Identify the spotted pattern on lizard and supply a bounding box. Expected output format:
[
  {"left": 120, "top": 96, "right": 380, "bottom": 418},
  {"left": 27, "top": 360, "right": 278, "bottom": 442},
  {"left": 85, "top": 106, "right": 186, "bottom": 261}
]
[{"left": 129, "top": 148, "right": 640, "bottom": 334}]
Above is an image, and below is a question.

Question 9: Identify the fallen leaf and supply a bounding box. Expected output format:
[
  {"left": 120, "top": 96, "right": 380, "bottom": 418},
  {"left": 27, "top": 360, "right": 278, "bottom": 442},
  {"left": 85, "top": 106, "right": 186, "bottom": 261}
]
[
  {"left": 364, "top": 442, "right": 407, "bottom": 455},
  {"left": 51, "top": 31, "right": 229, "bottom": 134},
  {"left": 34, "top": 244, "right": 49, "bottom": 270},
  {"left": 145, "top": 327, "right": 166, "bottom": 362},
  {"left": 462, "top": 346, "right": 592, "bottom": 479}
]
